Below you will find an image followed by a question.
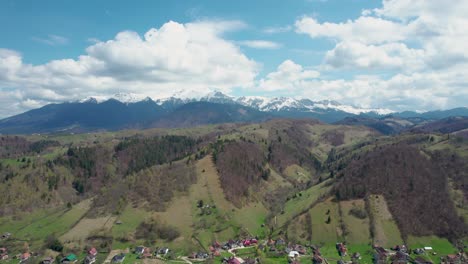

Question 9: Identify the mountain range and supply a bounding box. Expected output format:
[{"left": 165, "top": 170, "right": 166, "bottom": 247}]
[{"left": 0, "top": 91, "right": 467, "bottom": 134}]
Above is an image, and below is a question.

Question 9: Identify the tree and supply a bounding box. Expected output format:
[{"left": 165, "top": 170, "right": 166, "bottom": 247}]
[{"left": 45, "top": 235, "right": 63, "bottom": 252}]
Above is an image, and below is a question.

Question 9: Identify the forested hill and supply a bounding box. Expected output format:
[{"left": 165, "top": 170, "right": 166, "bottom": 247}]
[{"left": 0, "top": 119, "right": 467, "bottom": 262}]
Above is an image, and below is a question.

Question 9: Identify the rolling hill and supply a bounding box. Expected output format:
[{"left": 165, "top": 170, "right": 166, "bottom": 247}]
[{"left": 0, "top": 119, "right": 467, "bottom": 263}]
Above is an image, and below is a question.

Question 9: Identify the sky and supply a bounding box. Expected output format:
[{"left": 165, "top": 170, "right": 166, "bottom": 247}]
[{"left": 0, "top": 0, "right": 468, "bottom": 118}]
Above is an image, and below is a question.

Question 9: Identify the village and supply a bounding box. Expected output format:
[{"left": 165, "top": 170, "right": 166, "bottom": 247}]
[{"left": 1, "top": 231, "right": 466, "bottom": 264}]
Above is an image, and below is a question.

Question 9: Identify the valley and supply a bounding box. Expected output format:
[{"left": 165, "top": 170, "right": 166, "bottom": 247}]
[{"left": 0, "top": 118, "right": 467, "bottom": 263}]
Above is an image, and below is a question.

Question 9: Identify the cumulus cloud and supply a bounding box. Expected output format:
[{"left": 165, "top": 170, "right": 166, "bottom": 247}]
[
  {"left": 0, "top": 20, "right": 258, "bottom": 117},
  {"left": 258, "top": 60, "right": 319, "bottom": 92},
  {"left": 283, "top": 0, "right": 468, "bottom": 111},
  {"left": 296, "top": 0, "right": 468, "bottom": 71},
  {"left": 238, "top": 40, "right": 282, "bottom": 49}
]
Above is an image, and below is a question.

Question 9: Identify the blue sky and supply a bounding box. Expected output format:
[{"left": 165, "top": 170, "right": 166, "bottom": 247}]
[
  {"left": 1, "top": 0, "right": 377, "bottom": 72},
  {"left": 0, "top": 0, "right": 467, "bottom": 117}
]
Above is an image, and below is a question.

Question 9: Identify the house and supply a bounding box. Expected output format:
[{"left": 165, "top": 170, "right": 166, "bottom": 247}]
[
  {"left": 414, "top": 248, "right": 425, "bottom": 255},
  {"left": 275, "top": 239, "right": 286, "bottom": 246},
  {"left": 141, "top": 248, "right": 152, "bottom": 259},
  {"left": 391, "top": 251, "right": 409, "bottom": 264},
  {"left": 424, "top": 247, "right": 433, "bottom": 251},
  {"left": 312, "top": 254, "right": 324, "bottom": 264},
  {"left": 134, "top": 246, "right": 145, "bottom": 255},
  {"left": 40, "top": 257, "right": 55, "bottom": 264},
  {"left": 352, "top": 252, "right": 362, "bottom": 260},
  {"left": 190, "top": 252, "right": 209, "bottom": 259},
  {"left": 288, "top": 250, "right": 300, "bottom": 259},
  {"left": 336, "top": 243, "right": 348, "bottom": 257},
  {"left": 111, "top": 254, "right": 125, "bottom": 263},
  {"left": 157, "top": 247, "right": 170, "bottom": 256},
  {"left": 88, "top": 247, "right": 98, "bottom": 257},
  {"left": 83, "top": 255, "right": 96, "bottom": 264},
  {"left": 0, "top": 248, "right": 8, "bottom": 260},
  {"left": 61, "top": 254, "right": 77, "bottom": 263},
  {"left": 292, "top": 244, "right": 307, "bottom": 255},
  {"left": 394, "top": 245, "right": 408, "bottom": 253},
  {"left": 374, "top": 247, "right": 389, "bottom": 264},
  {"left": 444, "top": 254, "right": 461, "bottom": 264},
  {"left": 20, "top": 252, "right": 31, "bottom": 263}
]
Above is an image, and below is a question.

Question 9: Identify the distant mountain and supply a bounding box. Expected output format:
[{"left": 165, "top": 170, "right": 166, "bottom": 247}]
[
  {"left": 151, "top": 101, "right": 271, "bottom": 128},
  {"left": 0, "top": 98, "right": 165, "bottom": 134},
  {"left": 336, "top": 116, "right": 422, "bottom": 135},
  {"left": 0, "top": 91, "right": 467, "bottom": 134},
  {"left": 410, "top": 116, "right": 468, "bottom": 134}
]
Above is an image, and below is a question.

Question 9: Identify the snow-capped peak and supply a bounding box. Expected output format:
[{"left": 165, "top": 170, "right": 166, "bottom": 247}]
[
  {"left": 78, "top": 91, "right": 394, "bottom": 115},
  {"left": 112, "top": 92, "right": 146, "bottom": 104}
]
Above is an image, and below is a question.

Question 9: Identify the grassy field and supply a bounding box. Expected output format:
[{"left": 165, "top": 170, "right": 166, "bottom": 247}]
[
  {"left": 340, "top": 199, "right": 371, "bottom": 244},
  {"left": 283, "top": 164, "right": 312, "bottom": 183},
  {"left": 368, "top": 195, "right": 403, "bottom": 247},
  {"left": 61, "top": 215, "right": 116, "bottom": 242},
  {"left": 309, "top": 198, "right": 342, "bottom": 244},
  {"left": 277, "top": 180, "right": 332, "bottom": 227}
]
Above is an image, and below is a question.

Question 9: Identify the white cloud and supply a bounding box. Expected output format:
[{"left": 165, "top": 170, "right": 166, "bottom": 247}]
[
  {"left": 238, "top": 40, "right": 282, "bottom": 49},
  {"left": 0, "top": 20, "right": 258, "bottom": 118},
  {"left": 286, "top": 0, "right": 468, "bottom": 111},
  {"left": 324, "top": 41, "right": 425, "bottom": 71},
  {"left": 32, "top": 34, "right": 69, "bottom": 46},
  {"left": 258, "top": 60, "right": 319, "bottom": 92},
  {"left": 295, "top": 16, "right": 407, "bottom": 44}
]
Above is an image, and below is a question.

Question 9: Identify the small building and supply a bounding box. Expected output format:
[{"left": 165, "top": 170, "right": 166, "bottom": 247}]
[
  {"left": 336, "top": 243, "right": 348, "bottom": 257},
  {"left": 414, "top": 248, "right": 425, "bottom": 255},
  {"left": 157, "top": 247, "right": 170, "bottom": 256},
  {"left": 135, "top": 246, "right": 145, "bottom": 255},
  {"left": 111, "top": 254, "right": 125, "bottom": 263},
  {"left": 424, "top": 247, "right": 433, "bottom": 251},
  {"left": 20, "top": 252, "right": 31, "bottom": 263},
  {"left": 352, "top": 252, "right": 362, "bottom": 260},
  {"left": 141, "top": 247, "right": 152, "bottom": 259},
  {"left": 312, "top": 254, "right": 324, "bottom": 264},
  {"left": 0, "top": 248, "right": 8, "bottom": 260},
  {"left": 88, "top": 247, "right": 98, "bottom": 257},
  {"left": 40, "top": 257, "right": 55, "bottom": 264},
  {"left": 445, "top": 254, "right": 461, "bottom": 264},
  {"left": 288, "top": 250, "right": 300, "bottom": 259},
  {"left": 83, "top": 255, "right": 96, "bottom": 264},
  {"left": 61, "top": 254, "right": 77, "bottom": 263}
]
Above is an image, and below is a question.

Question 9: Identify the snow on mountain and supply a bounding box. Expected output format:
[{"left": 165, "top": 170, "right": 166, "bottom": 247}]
[
  {"left": 112, "top": 92, "right": 147, "bottom": 104},
  {"left": 80, "top": 90, "right": 394, "bottom": 115}
]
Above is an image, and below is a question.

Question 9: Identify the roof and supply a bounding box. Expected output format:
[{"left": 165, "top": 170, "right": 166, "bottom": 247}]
[
  {"left": 21, "top": 252, "right": 31, "bottom": 259},
  {"left": 89, "top": 247, "right": 98, "bottom": 255},
  {"left": 288, "top": 251, "right": 300, "bottom": 258},
  {"left": 65, "top": 254, "right": 77, "bottom": 261}
]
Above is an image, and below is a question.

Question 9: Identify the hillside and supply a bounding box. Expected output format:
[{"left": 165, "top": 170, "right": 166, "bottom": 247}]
[{"left": 0, "top": 120, "right": 467, "bottom": 263}]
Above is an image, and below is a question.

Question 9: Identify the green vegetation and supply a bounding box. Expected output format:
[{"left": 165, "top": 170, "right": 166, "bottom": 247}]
[{"left": 1, "top": 119, "right": 467, "bottom": 262}]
